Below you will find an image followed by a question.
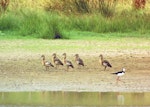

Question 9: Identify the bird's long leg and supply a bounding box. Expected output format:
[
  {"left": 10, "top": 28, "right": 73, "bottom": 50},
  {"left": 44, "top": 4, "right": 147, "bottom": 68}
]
[
  {"left": 67, "top": 66, "right": 69, "bottom": 71},
  {"left": 119, "top": 78, "right": 125, "bottom": 83},
  {"left": 116, "top": 77, "right": 119, "bottom": 84},
  {"left": 45, "top": 66, "right": 48, "bottom": 71},
  {"left": 55, "top": 65, "right": 58, "bottom": 69},
  {"left": 78, "top": 65, "right": 80, "bottom": 69},
  {"left": 104, "top": 66, "right": 106, "bottom": 71},
  {"left": 116, "top": 77, "right": 125, "bottom": 84}
]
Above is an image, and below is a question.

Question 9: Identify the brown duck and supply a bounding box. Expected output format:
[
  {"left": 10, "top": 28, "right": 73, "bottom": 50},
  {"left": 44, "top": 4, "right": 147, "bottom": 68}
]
[
  {"left": 99, "top": 54, "right": 112, "bottom": 71},
  {"left": 41, "top": 55, "right": 54, "bottom": 70},
  {"left": 52, "top": 53, "right": 63, "bottom": 68},
  {"left": 62, "top": 53, "right": 74, "bottom": 71},
  {"left": 75, "top": 54, "right": 84, "bottom": 68}
]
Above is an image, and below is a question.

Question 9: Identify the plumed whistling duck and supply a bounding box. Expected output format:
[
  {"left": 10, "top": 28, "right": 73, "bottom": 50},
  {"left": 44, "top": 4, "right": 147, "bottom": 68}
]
[
  {"left": 111, "top": 68, "right": 125, "bottom": 84},
  {"left": 62, "top": 53, "right": 74, "bottom": 71},
  {"left": 52, "top": 53, "right": 63, "bottom": 68},
  {"left": 75, "top": 54, "right": 84, "bottom": 68},
  {"left": 41, "top": 55, "right": 54, "bottom": 70},
  {"left": 99, "top": 54, "right": 112, "bottom": 71}
]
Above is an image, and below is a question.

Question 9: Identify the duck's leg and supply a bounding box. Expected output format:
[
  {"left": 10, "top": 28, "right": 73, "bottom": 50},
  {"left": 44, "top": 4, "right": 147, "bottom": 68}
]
[{"left": 67, "top": 66, "right": 69, "bottom": 71}]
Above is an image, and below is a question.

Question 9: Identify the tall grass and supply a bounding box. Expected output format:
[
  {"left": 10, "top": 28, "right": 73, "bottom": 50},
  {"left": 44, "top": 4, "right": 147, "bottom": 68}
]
[
  {"left": 0, "top": 9, "right": 67, "bottom": 39},
  {"left": 66, "top": 13, "right": 150, "bottom": 34},
  {"left": 0, "top": 2, "right": 150, "bottom": 39},
  {"left": 0, "top": 9, "right": 150, "bottom": 38},
  {"left": 0, "top": 13, "right": 20, "bottom": 30}
]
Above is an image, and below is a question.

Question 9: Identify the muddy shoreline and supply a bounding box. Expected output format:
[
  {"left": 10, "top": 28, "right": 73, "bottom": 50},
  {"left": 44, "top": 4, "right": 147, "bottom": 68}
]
[{"left": 1, "top": 54, "right": 150, "bottom": 92}]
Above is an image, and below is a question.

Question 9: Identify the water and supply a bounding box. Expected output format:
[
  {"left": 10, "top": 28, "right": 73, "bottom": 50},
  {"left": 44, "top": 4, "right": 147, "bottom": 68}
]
[{"left": 0, "top": 91, "right": 150, "bottom": 107}]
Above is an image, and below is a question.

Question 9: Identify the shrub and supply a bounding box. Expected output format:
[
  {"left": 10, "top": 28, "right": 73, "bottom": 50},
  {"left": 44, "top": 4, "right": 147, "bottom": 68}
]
[
  {"left": 0, "top": 0, "right": 9, "bottom": 15},
  {"left": 98, "top": 0, "right": 118, "bottom": 17},
  {"left": 133, "top": 0, "right": 146, "bottom": 9},
  {"left": 0, "top": 13, "right": 19, "bottom": 30}
]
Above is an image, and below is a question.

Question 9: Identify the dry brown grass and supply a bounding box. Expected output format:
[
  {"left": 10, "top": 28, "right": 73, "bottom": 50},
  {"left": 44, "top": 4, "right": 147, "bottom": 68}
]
[{"left": 8, "top": 0, "right": 150, "bottom": 13}]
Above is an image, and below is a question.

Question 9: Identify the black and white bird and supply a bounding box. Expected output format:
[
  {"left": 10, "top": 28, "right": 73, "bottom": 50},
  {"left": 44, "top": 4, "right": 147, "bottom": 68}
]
[
  {"left": 41, "top": 55, "right": 54, "bottom": 70},
  {"left": 99, "top": 54, "right": 112, "bottom": 71},
  {"left": 111, "top": 68, "right": 126, "bottom": 83}
]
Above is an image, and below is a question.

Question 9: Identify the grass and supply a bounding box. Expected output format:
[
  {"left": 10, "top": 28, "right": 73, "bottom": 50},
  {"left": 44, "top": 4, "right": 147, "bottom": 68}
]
[
  {"left": 1, "top": 30, "right": 150, "bottom": 41},
  {"left": 65, "top": 31, "right": 150, "bottom": 40},
  {"left": 0, "top": 34, "right": 150, "bottom": 56},
  {"left": 0, "top": 11, "right": 150, "bottom": 39},
  {"left": 0, "top": 10, "right": 68, "bottom": 39},
  {"left": 0, "top": 0, "right": 150, "bottom": 39}
]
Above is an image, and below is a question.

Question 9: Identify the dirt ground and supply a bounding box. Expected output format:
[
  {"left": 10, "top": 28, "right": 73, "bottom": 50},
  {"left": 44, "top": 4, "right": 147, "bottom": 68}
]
[{"left": 0, "top": 52, "right": 150, "bottom": 92}]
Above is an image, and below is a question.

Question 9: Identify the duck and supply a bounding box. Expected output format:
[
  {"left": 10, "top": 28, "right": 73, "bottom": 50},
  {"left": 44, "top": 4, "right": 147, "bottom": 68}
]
[
  {"left": 75, "top": 54, "right": 84, "bottom": 68},
  {"left": 41, "top": 55, "right": 54, "bottom": 70},
  {"left": 52, "top": 53, "right": 63, "bottom": 68},
  {"left": 99, "top": 54, "right": 112, "bottom": 71},
  {"left": 111, "top": 68, "right": 126, "bottom": 83},
  {"left": 62, "top": 53, "right": 74, "bottom": 71}
]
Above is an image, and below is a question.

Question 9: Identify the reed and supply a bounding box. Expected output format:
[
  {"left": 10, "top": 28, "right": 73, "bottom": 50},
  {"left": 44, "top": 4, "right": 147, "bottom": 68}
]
[{"left": 0, "top": 0, "right": 150, "bottom": 39}]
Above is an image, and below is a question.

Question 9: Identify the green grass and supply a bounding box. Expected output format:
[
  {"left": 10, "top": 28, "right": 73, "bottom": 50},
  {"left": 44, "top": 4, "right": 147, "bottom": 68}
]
[
  {"left": 1, "top": 30, "right": 150, "bottom": 41},
  {"left": 0, "top": 7, "right": 150, "bottom": 39},
  {"left": 1, "top": 29, "right": 150, "bottom": 41},
  {"left": 0, "top": 10, "right": 68, "bottom": 39},
  {"left": 64, "top": 30, "right": 150, "bottom": 40},
  {"left": 0, "top": 36, "right": 150, "bottom": 57}
]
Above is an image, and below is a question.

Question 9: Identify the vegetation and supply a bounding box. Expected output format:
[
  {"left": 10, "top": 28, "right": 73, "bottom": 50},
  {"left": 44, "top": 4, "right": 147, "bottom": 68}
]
[{"left": 0, "top": 0, "right": 150, "bottom": 39}]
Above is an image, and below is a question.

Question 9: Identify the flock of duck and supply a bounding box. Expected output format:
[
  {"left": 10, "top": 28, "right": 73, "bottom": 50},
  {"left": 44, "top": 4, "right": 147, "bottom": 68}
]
[
  {"left": 41, "top": 53, "right": 85, "bottom": 71},
  {"left": 41, "top": 53, "right": 126, "bottom": 83}
]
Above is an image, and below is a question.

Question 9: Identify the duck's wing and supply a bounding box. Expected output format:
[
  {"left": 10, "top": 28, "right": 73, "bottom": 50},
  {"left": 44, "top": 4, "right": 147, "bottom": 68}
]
[{"left": 103, "top": 60, "right": 112, "bottom": 67}]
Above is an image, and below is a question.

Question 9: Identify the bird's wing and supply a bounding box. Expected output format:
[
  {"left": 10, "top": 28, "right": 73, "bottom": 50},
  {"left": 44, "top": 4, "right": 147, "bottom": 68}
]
[
  {"left": 111, "top": 71, "right": 123, "bottom": 75},
  {"left": 79, "top": 58, "right": 84, "bottom": 66},
  {"left": 55, "top": 58, "right": 63, "bottom": 65},
  {"left": 45, "top": 61, "right": 54, "bottom": 67},
  {"left": 104, "top": 60, "right": 112, "bottom": 67},
  {"left": 66, "top": 60, "right": 72, "bottom": 65},
  {"left": 66, "top": 60, "right": 74, "bottom": 68}
]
